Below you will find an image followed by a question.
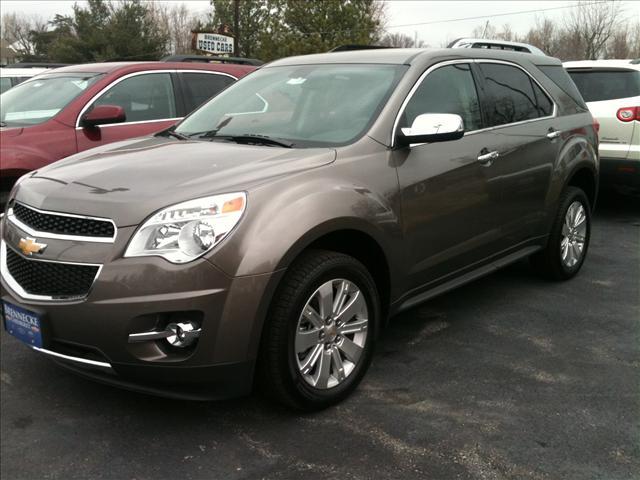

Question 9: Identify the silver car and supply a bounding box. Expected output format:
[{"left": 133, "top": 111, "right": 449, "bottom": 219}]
[{"left": 564, "top": 60, "right": 640, "bottom": 189}]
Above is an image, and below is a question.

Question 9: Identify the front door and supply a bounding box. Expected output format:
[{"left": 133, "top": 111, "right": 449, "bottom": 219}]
[
  {"left": 76, "top": 72, "right": 181, "bottom": 152},
  {"left": 394, "top": 62, "right": 496, "bottom": 290}
]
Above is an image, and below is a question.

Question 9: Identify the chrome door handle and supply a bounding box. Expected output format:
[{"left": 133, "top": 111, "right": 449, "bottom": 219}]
[
  {"left": 477, "top": 150, "right": 499, "bottom": 164},
  {"left": 546, "top": 129, "right": 561, "bottom": 139}
]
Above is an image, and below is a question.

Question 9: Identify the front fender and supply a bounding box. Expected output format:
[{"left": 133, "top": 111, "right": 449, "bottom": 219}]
[{"left": 208, "top": 172, "right": 403, "bottom": 279}]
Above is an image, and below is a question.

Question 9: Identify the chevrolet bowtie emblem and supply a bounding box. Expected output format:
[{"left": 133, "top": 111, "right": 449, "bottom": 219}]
[{"left": 18, "top": 237, "right": 47, "bottom": 256}]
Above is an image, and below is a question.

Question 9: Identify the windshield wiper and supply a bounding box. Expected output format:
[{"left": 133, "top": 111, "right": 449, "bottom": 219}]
[
  {"left": 156, "top": 127, "right": 189, "bottom": 140},
  {"left": 223, "top": 134, "right": 294, "bottom": 148}
]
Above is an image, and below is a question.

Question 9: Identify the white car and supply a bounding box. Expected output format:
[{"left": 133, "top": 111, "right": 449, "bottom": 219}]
[
  {"left": 448, "top": 38, "right": 547, "bottom": 56},
  {"left": 564, "top": 60, "right": 640, "bottom": 189},
  {"left": 0, "top": 67, "right": 49, "bottom": 94}
]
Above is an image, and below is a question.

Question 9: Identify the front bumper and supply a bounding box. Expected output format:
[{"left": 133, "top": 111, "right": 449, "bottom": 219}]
[{"left": 0, "top": 218, "right": 276, "bottom": 400}]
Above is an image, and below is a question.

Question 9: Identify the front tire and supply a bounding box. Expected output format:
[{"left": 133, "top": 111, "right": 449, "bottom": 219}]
[
  {"left": 259, "top": 249, "right": 380, "bottom": 410},
  {"left": 531, "top": 186, "right": 591, "bottom": 280}
]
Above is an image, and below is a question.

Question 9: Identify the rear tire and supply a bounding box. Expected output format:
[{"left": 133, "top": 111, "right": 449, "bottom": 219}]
[
  {"left": 531, "top": 186, "right": 591, "bottom": 280},
  {"left": 258, "top": 249, "right": 380, "bottom": 410}
]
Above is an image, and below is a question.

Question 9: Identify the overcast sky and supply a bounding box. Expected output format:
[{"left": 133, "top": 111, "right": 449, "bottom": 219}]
[{"left": 1, "top": 0, "right": 638, "bottom": 47}]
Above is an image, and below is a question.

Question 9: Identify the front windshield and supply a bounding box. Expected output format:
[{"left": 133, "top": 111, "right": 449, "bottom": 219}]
[
  {"left": 176, "top": 64, "right": 407, "bottom": 147},
  {"left": 0, "top": 73, "right": 103, "bottom": 127}
]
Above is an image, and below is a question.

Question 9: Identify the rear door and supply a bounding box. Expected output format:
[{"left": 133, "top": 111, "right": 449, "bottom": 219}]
[
  {"left": 567, "top": 68, "right": 640, "bottom": 161},
  {"left": 76, "top": 71, "right": 181, "bottom": 152},
  {"left": 473, "top": 61, "right": 559, "bottom": 248},
  {"left": 178, "top": 71, "right": 236, "bottom": 113}
]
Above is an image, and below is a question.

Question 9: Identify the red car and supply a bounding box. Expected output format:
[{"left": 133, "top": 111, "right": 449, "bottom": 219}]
[{"left": 0, "top": 60, "right": 257, "bottom": 205}]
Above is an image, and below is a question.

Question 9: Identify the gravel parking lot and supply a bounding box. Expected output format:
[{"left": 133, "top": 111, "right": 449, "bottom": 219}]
[{"left": 1, "top": 190, "right": 638, "bottom": 480}]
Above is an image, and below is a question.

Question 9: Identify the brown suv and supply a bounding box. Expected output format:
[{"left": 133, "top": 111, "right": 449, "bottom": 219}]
[{"left": 1, "top": 48, "right": 598, "bottom": 410}]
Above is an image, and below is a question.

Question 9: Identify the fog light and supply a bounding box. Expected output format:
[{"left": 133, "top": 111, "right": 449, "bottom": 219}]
[{"left": 165, "top": 321, "right": 200, "bottom": 348}]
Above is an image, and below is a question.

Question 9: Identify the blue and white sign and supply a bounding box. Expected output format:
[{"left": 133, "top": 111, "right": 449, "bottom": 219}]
[{"left": 3, "top": 301, "right": 42, "bottom": 348}]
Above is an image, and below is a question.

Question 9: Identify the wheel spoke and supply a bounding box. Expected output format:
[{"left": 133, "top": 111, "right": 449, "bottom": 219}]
[
  {"left": 317, "top": 282, "right": 334, "bottom": 319},
  {"left": 561, "top": 237, "right": 570, "bottom": 262},
  {"left": 336, "top": 291, "right": 366, "bottom": 323},
  {"left": 332, "top": 280, "right": 350, "bottom": 316},
  {"left": 337, "top": 336, "right": 363, "bottom": 363},
  {"left": 303, "top": 305, "right": 324, "bottom": 329},
  {"left": 338, "top": 318, "right": 368, "bottom": 335},
  {"left": 313, "top": 349, "right": 332, "bottom": 388},
  {"left": 573, "top": 207, "right": 585, "bottom": 228},
  {"left": 295, "top": 329, "right": 321, "bottom": 354},
  {"left": 299, "top": 344, "right": 323, "bottom": 374},
  {"left": 331, "top": 347, "right": 345, "bottom": 382}
]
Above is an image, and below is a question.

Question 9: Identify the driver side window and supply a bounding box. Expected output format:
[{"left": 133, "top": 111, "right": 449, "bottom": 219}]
[
  {"left": 402, "top": 63, "right": 483, "bottom": 132},
  {"left": 93, "top": 73, "right": 177, "bottom": 123}
]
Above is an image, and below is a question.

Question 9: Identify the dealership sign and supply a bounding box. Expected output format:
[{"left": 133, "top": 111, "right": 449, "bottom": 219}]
[{"left": 194, "top": 33, "right": 235, "bottom": 55}]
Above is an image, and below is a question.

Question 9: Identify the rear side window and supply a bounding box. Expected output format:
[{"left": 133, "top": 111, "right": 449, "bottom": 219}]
[
  {"left": 93, "top": 73, "right": 177, "bottom": 122},
  {"left": 402, "top": 63, "right": 483, "bottom": 132},
  {"left": 0, "top": 77, "right": 11, "bottom": 94},
  {"left": 478, "top": 63, "right": 551, "bottom": 127},
  {"left": 181, "top": 72, "right": 235, "bottom": 112},
  {"left": 538, "top": 65, "right": 586, "bottom": 108},
  {"left": 567, "top": 69, "right": 640, "bottom": 102}
]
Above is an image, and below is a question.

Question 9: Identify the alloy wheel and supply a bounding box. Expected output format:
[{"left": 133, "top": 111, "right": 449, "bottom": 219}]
[
  {"left": 295, "top": 279, "right": 368, "bottom": 389},
  {"left": 560, "top": 200, "right": 587, "bottom": 268}
]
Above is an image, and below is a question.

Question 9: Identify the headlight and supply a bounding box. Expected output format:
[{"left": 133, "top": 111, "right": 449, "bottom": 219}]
[{"left": 124, "top": 192, "right": 246, "bottom": 264}]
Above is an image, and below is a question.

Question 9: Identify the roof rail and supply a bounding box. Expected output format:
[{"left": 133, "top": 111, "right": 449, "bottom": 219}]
[
  {"left": 161, "top": 55, "right": 263, "bottom": 66},
  {"left": 330, "top": 45, "right": 392, "bottom": 52},
  {"left": 2, "top": 62, "right": 72, "bottom": 69}
]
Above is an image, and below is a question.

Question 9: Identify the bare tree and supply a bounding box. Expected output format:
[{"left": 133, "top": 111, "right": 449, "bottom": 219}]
[
  {"left": 146, "top": 1, "right": 203, "bottom": 56},
  {"left": 1, "top": 12, "right": 47, "bottom": 56},
  {"left": 521, "top": 17, "right": 560, "bottom": 57},
  {"left": 379, "top": 32, "right": 424, "bottom": 48},
  {"left": 564, "top": 0, "right": 623, "bottom": 60},
  {"left": 627, "top": 21, "right": 640, "bottom": 58}
]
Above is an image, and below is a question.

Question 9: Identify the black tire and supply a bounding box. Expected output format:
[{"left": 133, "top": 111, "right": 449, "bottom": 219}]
[
  {"left": 258, "top": 249, "right": 380, "bottom": 410},
  {"left": 531, "top": 186, "right": 591, "bottom": 280}
]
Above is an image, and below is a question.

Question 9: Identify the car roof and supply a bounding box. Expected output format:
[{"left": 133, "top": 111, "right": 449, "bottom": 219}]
[
  {"left": 563, "top": 59, "right": 640, "bottom": 71},
  {"left": 268, "top": 47, "right": 561, "bottom": 67},
  {"left": 44, "top": 61, "right": 255, "bottom": 75},
  {"left": 0, "top": 68, "right": 49, "bottom": 77}
]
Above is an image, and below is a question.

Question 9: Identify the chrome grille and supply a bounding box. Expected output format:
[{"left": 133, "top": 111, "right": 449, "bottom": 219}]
[
  {"left": 11, "top": 203, "right": 116, "bottom": 240},
  {"left": 2, "top": 244, "right": 100, "bottom": 300}
]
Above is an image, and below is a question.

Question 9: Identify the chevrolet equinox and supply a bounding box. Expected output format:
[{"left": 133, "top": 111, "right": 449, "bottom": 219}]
[{"left": 1, "top": 49, "right": 598, "bottom": 410}]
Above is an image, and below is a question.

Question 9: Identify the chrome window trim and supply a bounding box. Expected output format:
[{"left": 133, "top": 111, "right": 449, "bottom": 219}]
[
  {"left": 31, "top": 346, "right": 113, "bottom": 371},
  {"left": 0, "top": 240, "right": 103, "bottom": 302},
  {"left": 75, "top": 69, "right": 237, "bottom": 128},
  {"left": 7, "top": 202, "right": 117, "bottom": 243},
  {"left": 391, "top": 58, "right": 558, "bottom": 147}
]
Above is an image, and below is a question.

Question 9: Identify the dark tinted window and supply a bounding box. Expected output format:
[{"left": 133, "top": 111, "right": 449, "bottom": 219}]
[
  {"left": 181, "top": 72, "right": 235, "bottom": 112},
  {"left": 402, "top": 63, "right": 482, "bottom": 131},
  {"left": 539, "top": 65, "right": 587, "bottom": 107},
  {"left": 567, "top": 69, "right": 640, "bottom": 102},
  {"left": 479, "top": 63, "right": 545, "bottom": 126},
  {"left": 94, "top": 73, "right": 177, "bottom": 122},
  {"left": 532, "top": 81, "right": 553, "bottom": 116}
]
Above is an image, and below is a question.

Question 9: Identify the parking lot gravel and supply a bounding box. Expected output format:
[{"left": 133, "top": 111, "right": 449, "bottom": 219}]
[{"left": 1, "top": 190, "right": 638, "bottom": 480}]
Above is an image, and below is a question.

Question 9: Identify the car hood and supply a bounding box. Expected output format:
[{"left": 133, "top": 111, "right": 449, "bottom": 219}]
[{"left": 14, "top": 136, "right": 336, "bottom": 226}]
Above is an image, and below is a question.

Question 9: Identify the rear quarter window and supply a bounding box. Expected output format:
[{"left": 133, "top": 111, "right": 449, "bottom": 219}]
[
  {"left": 567, "top": 69, "right": 640, "bottom": 102},
  {"left": 538, "top": 65, "right": 587, "bottom": 108}
]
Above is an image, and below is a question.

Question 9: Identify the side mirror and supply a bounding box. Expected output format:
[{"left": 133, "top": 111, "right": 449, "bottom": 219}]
[
  {"left": 81, "top": 104, "right": 126, "bottom": 128},
  {"left": 396, "top": 113, "right": 464, "bottom": 147}
]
